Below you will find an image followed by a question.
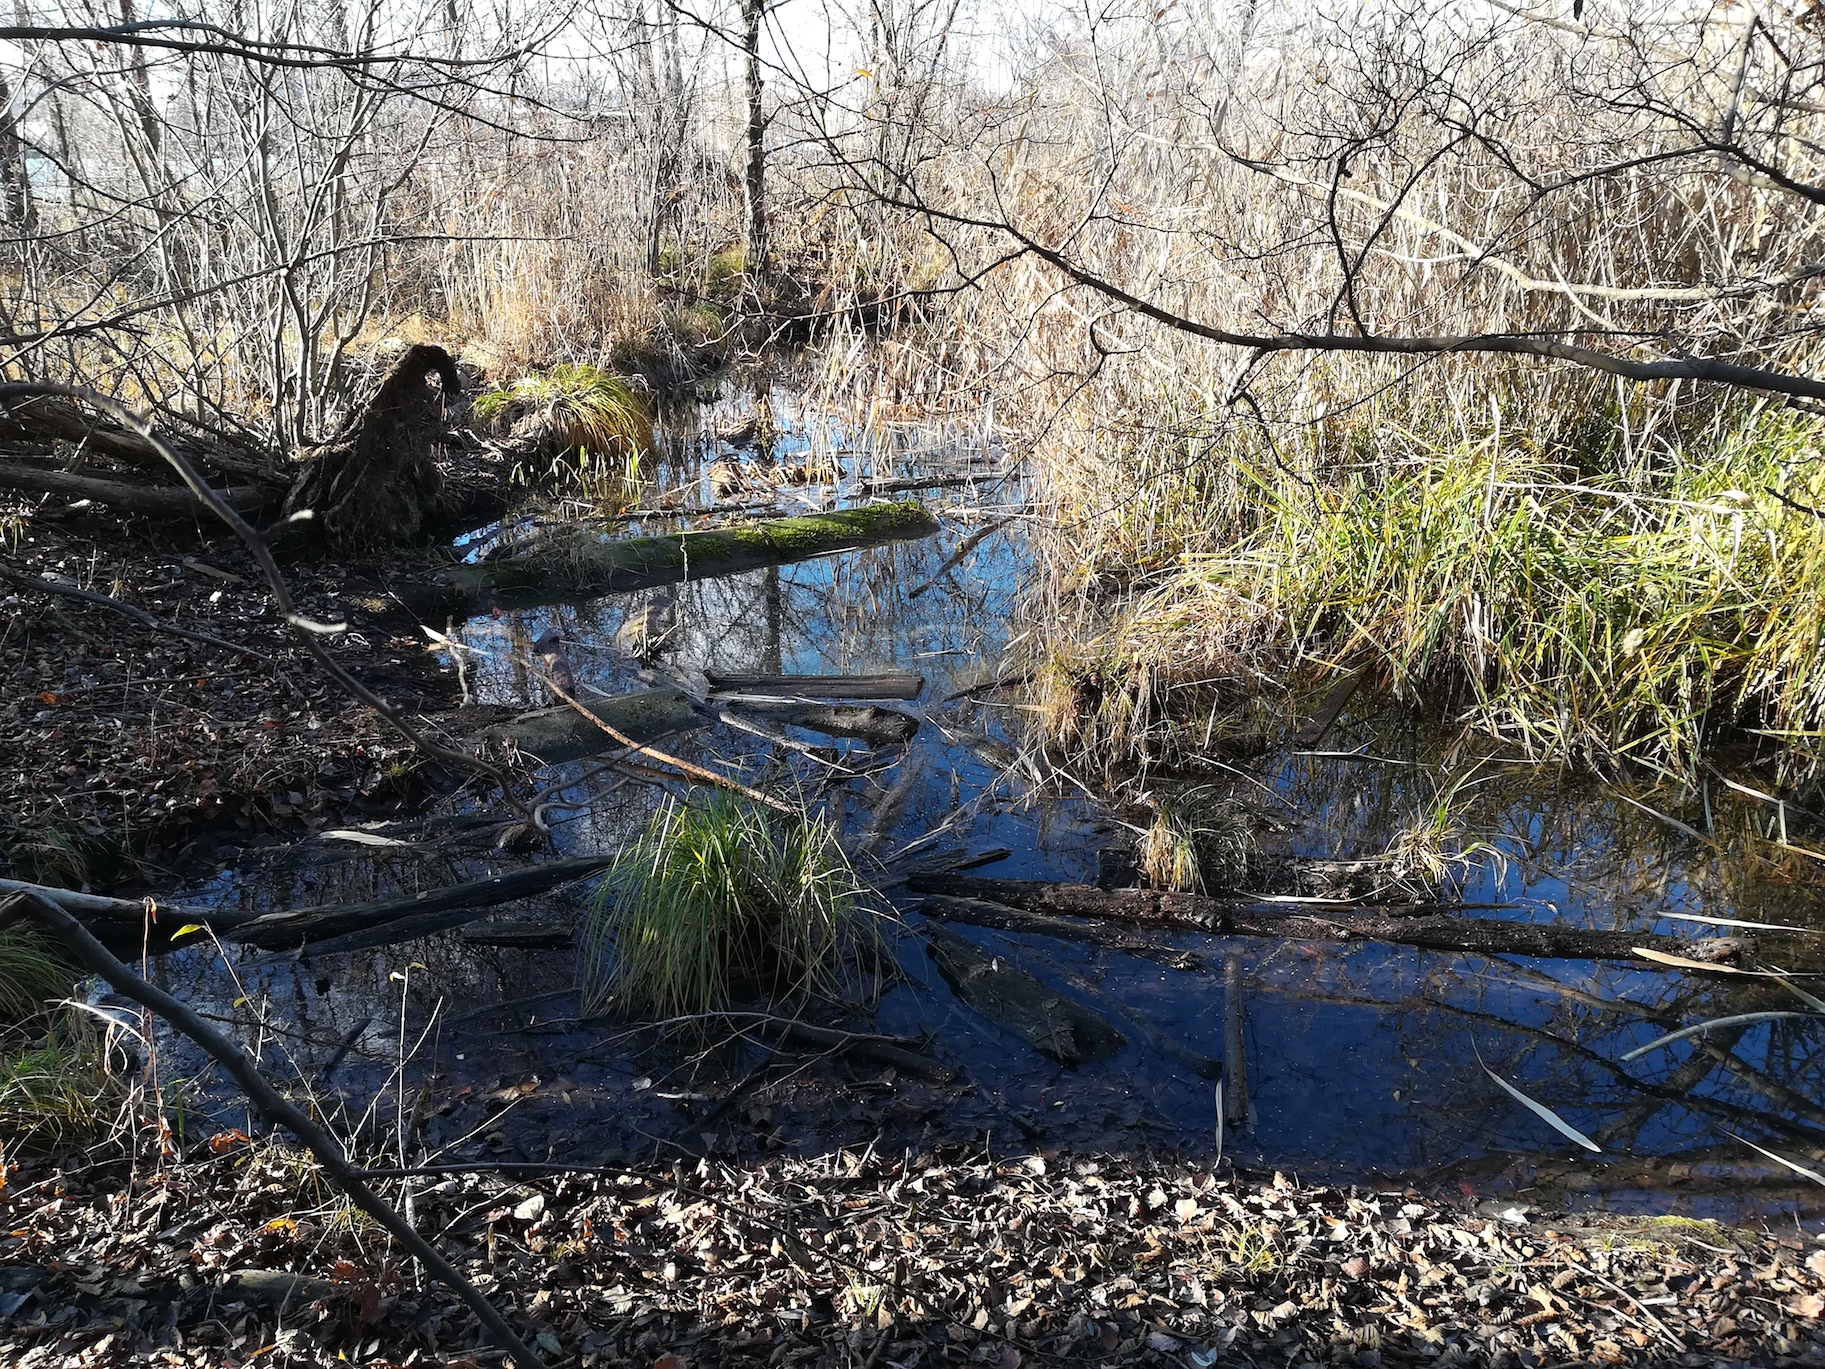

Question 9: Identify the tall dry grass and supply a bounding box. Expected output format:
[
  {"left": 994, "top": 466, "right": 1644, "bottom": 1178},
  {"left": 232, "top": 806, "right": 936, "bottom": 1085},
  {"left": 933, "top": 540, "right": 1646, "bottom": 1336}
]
[{"left": 870, "top": 1, "right": 1825, "bottom": 791}]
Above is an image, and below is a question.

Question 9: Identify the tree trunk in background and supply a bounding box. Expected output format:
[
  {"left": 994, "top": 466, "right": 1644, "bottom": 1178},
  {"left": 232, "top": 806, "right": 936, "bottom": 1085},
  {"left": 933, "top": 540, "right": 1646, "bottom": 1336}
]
[
  {"left": 0, "top": 74, "right": 27, "bottom": 230},
  {"left": 741, "top": 0, "right": 768, "bottom": 273}
]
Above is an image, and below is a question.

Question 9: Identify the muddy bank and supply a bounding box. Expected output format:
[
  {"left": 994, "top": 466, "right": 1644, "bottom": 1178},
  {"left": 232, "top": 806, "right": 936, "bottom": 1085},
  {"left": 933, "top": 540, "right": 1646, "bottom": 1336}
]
[{"left": 3, "top": 1142, "right": 1821, "bottom": 1368}]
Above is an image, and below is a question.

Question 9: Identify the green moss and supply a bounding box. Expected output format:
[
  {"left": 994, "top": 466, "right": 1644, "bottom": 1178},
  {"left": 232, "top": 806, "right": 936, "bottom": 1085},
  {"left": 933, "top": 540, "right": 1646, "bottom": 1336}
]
[{"left": 412, "top": 502, "right": 939, "bottom": 617}]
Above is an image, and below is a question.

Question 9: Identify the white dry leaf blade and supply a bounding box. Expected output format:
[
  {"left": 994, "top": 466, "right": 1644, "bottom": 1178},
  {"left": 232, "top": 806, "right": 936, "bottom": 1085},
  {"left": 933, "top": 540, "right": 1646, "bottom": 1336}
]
[
  {"left": 1481, "top": 1063, "right": 1602, "bottom": 1153},
  {"left": 320, "top": 829, "right": 414, "bottom": 847},
  {"left": 1724, "top": 1130, "right": 1825, "bottom": 1188},
  {"left": 1657, "top": 911, "right": 1820, "bottom": 935},
  {"left": 1620, "top": 1011, "right": 1819, "bottom": 1063},
  {"left": 1630, "top": 947, "right": 1797, "bottom": 976}
]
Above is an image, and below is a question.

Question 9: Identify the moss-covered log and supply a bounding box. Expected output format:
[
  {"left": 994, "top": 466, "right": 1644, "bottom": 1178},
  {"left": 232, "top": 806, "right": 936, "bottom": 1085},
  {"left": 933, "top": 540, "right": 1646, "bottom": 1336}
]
[{"left": 397, "top": 501, "right": 940, "bottom": 618}]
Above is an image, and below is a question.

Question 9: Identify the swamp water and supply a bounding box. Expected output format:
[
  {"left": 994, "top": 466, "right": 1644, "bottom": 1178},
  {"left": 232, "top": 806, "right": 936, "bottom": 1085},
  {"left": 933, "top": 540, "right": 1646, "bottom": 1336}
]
[{"left": 149, "top": 393, "right": 1825, "bottom": 1222}]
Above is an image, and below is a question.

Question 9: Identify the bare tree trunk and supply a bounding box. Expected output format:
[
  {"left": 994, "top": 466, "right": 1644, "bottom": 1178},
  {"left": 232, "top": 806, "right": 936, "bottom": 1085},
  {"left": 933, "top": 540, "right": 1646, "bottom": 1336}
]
[
  {"left": 741, "top": 0, "right": 767, "bottom": 272},
  {"left": 0, "top": 74, "right": 27, "bottom": 230}
]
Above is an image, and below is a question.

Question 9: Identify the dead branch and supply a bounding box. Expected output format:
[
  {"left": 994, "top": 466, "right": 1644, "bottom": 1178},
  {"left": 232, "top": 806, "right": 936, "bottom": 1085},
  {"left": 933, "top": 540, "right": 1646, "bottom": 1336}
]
[
  {"left": 0, "top": 459, "right": 272, "bottom": 518},
  {"left": 541, "top": 672, "right": 797, "bottom": 814},
  {"left": 0, "top": 887, "right": 551, "bottom": 1369}
]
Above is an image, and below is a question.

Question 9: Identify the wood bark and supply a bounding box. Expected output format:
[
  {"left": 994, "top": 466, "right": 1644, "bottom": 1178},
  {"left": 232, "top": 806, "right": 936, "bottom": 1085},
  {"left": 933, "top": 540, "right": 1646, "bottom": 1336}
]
[
  {"left": 740, "top": 0, "right": 768, "bottom": 271},
  {"left": 0, "top": 460, "right": 272, "bottom": 518},
  {"left": 907, "top": 874, "right": 1761, "bottom": 968}
]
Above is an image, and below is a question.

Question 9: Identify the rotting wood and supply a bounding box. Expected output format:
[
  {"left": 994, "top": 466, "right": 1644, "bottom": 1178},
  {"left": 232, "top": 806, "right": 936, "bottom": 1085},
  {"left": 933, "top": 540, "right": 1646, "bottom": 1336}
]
[
  {"left": 1020, "top": 943, "right": 1222, "bottom": 1079},
  {"left": 923, "top": 923, "right": 1125, "bottom": 1066},
  {"left": 232, "top": 856, "right": 617, "bottom": 951},
  {"left": 3, "top": 859, "right": 617, "bottom": 955},
  {"left": 855, "top": 474, "right": 978, "bottom": 495},
  {"left": 281, "top": 344, "right": 463, "bottom": 548},
  {"left": 906, "top": 874, "right": 1763, "bottom": 967},
  {"left": 0, "top": 395, "right": 279, "bottom": 483},
  {"left": 394, "top": 501, "right": 940, "bottom": 619},
  {"left": 0, "top": 889, "right": 550, "bottom": 1369},
  {"left": 706, "top": 670, "right": 926, "bottom": 701}
]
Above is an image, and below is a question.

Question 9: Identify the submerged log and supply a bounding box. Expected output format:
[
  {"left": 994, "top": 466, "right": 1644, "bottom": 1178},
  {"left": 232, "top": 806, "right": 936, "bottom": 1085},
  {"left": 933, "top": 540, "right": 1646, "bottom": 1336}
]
[
  {"left": 907, "top": 874, "right": 1759, "bottom": 968},
  {"left": 395, "top": 501, "right": 940, "bottom": 619},
  {"left": 719, "top": 699, "right": 920, "bottom": 745},
  {"left": 231, "top": 856, "right": 616, "bottom": 951},
  {"left": 706, "top": 670, "right": 925, "bottom": 701},
  {"left": 485, "top": 687, "right": 705, "bottom": 765},
  {"left": 924, "top": 924, "right": 1125, "bottom": 1066},
  {"left": 918, "top": 893, "right": 1207, "bottom": 972}
]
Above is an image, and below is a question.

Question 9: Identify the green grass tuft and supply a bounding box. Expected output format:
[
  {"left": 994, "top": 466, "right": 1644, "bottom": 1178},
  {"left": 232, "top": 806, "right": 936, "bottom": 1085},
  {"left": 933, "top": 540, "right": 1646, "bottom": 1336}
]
[
  {"left": 0, "top": 1014, "right": 124, "bottom": 1152},
  {"left": 0, "top": 926, "right": 76, "bottom": 1021},
  {"left": 1062, "top": 402, "right": 1825, "bottom": 791},
  {"left": 474, "top": 362, "right": 653, "bottom": 462},
  {"left": 579, "top": 793, "right": 883, "bottom": 1019}
]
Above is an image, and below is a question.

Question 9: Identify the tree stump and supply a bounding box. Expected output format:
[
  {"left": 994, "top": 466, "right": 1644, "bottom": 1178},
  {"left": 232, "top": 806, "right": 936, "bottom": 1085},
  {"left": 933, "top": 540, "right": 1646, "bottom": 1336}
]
[{"left": 282, "top": 345, "right": 461, "bottom": 548}]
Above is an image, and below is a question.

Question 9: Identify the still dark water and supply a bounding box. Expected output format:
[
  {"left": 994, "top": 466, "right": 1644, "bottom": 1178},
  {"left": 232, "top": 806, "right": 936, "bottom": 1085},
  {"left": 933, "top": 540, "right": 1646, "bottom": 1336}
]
[{"left": 148, "top": 390, "right": 1825, "bottom": 1222}]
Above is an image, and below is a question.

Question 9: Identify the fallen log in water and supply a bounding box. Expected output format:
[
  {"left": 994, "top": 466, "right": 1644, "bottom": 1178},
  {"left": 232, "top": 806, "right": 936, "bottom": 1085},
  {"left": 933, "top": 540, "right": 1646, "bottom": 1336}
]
[
  {"left": 716, "top": 699, "right": 920, "bottom": 745},
  {"left": 918, "top": 893, "right": 1207, "bottom": 971},
  {"left": 4, "top": 858, "right": 616, "bottom": 955},
  {"left": 706, "top": 670, "right": 926, "bottom": 700},
  {"left": 924, "top": 924, "right": 1125, "bottom": 1066},
  {"left": 232, "top": 856, "right": 617, "bottom": 952},
  {"left": 907, "top": 874, "right": 1758, "bottom": 967},
  {"left": 395, "top": 501, "right": 940, "bottom": 618},
  {"left": 484, "top": 687, "right": 705, "bottom": 765}
]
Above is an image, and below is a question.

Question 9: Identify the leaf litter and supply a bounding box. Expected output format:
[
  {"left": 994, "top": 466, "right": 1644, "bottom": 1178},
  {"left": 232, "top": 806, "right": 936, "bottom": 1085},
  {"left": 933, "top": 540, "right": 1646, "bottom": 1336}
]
[{"left": 3, "top": 1141, "right": 1825, "bottom": 1367}]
